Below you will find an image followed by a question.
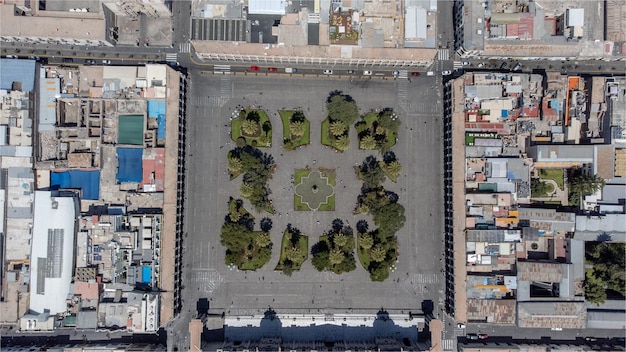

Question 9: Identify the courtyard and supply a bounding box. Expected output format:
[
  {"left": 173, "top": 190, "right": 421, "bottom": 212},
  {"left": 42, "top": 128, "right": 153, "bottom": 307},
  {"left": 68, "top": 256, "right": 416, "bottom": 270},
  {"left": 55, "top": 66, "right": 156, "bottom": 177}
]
[{"left": 182, "top": 72, "right": 445, "bottom": 315}]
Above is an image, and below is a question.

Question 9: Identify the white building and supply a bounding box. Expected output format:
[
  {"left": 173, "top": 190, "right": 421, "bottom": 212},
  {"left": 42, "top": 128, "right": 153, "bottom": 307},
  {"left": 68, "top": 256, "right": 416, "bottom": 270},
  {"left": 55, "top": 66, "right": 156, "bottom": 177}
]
[{"left": 29, "top": 191, "right": 78, "bottom": 315}]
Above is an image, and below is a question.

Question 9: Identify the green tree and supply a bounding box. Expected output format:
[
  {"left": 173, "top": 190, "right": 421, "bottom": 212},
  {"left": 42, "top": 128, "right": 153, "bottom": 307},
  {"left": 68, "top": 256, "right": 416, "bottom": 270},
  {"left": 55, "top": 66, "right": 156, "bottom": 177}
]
[
  {"left": 228, "top": 157, "right": 242, "bottom": 174},
  {"left": 255, "top": 232, "right": 272, "bottom": 248},
  {"left": 383, "top": 160, "right": 402, "bottom": 180},
  {"left": 378, "top": 110, "right": 401, "bottom": 134},
  {"left": 373, "top": 203, "right": 406, "bottom": 238},
  {"left": 370, "top": 264, "right": 390, "bottom": 282},
  {"left": 360, "top": 135, "right": 377, "bottom": 150},
  {"left": 329, "top": 248, "right": 345, "bottom": 266},
  {"left": 335, "top": 136, "right": 350, "bottom": 151},
  {"left": 569, "top": 174, "right": 606, "bottom": 206},
  {"left": 327, "top": 94, "right": 359, "bottom": 126},
  {"left": 240, "top": 182, "right": 254, "bottom": 198},
  {"left": 229, "top": 209, "right": 241, "bottom": 223},
  {"left": 329, "top": 120, "right": 346, "bottom": 137},
  {"left": 370, "top": 245, "right": 387, "bottom": 262},
  {"left": 585, "top": 270, "right": 608, "bottom": 305},
  {"left": 242, "top": 119, "right": 259, "bottom": 135},
  {"left": 531, "top": 178, "right": 550, "bottom": 197},
  {"left": 290, "top": 121, "right": 305, "bottom": 138},
  {"left": 333, "top": 233, "right": 349, "bottom": 248},
  {"left": 359, "top": 233, "right": 374, "bottom": 250},
  {"left": 285, "top": 246, "right": 302, "bottom": 262},
  {"left": 312, "top": 252, "right": 329, "bottom": 271}
]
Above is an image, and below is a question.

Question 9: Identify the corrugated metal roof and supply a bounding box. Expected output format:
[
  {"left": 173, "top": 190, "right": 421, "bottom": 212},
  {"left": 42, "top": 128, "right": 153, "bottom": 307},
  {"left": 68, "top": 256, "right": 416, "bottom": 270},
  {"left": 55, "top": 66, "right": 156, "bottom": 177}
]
[
  {"left": 566, "top": 8, "right": 584, "bottom": 27},
  {"left": 248, "top": 0, "right": 286, "bottom": 15},
  {"left": 0, "top": 59, "right": 36, "bottom": 91},
  {"left": 405, "top": 6, "right": 427, "bottom": 40},
  {"left": 38, "top": 78, "right": 59, "bottom": 132}
]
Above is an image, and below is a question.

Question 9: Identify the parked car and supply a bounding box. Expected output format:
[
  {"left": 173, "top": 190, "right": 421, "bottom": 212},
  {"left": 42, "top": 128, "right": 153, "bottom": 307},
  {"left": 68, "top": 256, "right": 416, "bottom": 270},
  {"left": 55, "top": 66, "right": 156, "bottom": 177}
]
[
  {"left": 323, "top": 69, "right": 333, "bottom": 74},
  {"left": 411, "top": 72, "right": 421, "bottom": 77},
  {"left": 442, "top": 70, "right": 452, "bottom": 75},
  {"left": 392, "top": 71, "right": 400, "bottom": 76},
  {"left": 500, "top": 62, "right": 509, "bottom": 70},
  {"left": 62, "top": 58, "right": 74, "bottom": 63},
  {"left": 267, "top": 67, "right": 278, "bottom": 72},
  {"left": 466, "top": 334, "right": 479, "bottom": 340},
  {"left": 250, "top": 66, "right": 260, "bottom": 71},
  {"left": 4, "top": 55, "right": 18, "bottom": 59},
  {"left": 363, "top": 70, "right": 373, "bottom": 75},
  {"left": 102, "top": 60, "right": 111, "bottom": 64},
  {"left": 478, "top": 334, "right": 488, "bottom": 339},
  {"left": 513, "top": 62, "right": 522, "bottom": 71},
  {"left": 347, "top": 70, "right": 355, "bottom": 74},
  {"left": 285, "top": 68, "right": 296, "bottom": 73},
  {"left": 462, "top": 61, "right": 470, "bottom": 66}
]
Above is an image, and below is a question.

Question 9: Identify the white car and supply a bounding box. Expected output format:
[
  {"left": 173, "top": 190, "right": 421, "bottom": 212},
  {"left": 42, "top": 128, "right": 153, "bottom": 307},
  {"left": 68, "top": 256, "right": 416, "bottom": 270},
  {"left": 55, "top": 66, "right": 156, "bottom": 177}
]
[
  {"left": 363, "top": 70, "right": 373, "bottom": 75},
  {"left": 462, "top": 62, "right": 470, "bottom": 66},
  {"left": 323, "top": 69, "right": 333, "bottom": 75},
  {"left": 442, "top": 70, "right": 452, "bottom": 76},
  {"left": 392, "top": 71, "right": 400, "bottom": 76}
]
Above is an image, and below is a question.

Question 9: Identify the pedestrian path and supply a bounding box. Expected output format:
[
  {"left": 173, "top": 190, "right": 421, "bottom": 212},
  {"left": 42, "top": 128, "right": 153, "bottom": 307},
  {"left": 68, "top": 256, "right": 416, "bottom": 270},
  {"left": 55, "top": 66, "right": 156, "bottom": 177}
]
[
  {"left": 453, "top": 61, "right": 463, "bottom": 69},
  {"left": 165, "top": 53, "right": 178, "bottom": 63},
  {"left": 442, "top": 339, "right": 455, "bottom": 351},
  {"left": 191, "top": 269, "right": 224, "bottom": 293},
  {"left": 179, "top": 42, "right": 192, "bottom": 53},
  {"left": 437, "top": 49, "right": 450, "bottom": 61}
]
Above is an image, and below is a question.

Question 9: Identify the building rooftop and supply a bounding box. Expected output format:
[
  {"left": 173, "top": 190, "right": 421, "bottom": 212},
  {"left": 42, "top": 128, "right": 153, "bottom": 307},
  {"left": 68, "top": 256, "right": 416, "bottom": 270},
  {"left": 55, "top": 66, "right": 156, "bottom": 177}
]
[{"left": 29, "top": 191, "right": 78, "bottom": 315}]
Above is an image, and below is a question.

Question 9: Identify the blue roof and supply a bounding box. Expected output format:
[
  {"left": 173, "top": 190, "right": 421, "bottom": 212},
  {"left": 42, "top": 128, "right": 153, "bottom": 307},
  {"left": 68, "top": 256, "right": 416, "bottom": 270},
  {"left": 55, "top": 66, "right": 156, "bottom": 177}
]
[
  {"left": 148, "top": 100, "right": 166, "bottom": 140},
  {"left": 116, "top": 148, "right": 143, "bottom": 183},
  {"left": 0, "top": 59, "right": 36, "bottom": 91},
  {"left": 50, "top": 170, "right": 101, "bottom": 200}
]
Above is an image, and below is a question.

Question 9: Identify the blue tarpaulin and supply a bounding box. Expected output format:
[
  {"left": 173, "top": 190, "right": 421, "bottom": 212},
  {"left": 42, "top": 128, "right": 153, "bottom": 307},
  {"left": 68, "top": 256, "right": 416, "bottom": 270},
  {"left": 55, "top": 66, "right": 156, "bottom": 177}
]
[
  {"left": 51, "top": 170, "right": 101, "bottom": 200},
  {"left": 148, "top": 100, "right": 166, "bottom": 139},
  {"left": 117, "top": 148, "right": 143, "bottom": 183}
]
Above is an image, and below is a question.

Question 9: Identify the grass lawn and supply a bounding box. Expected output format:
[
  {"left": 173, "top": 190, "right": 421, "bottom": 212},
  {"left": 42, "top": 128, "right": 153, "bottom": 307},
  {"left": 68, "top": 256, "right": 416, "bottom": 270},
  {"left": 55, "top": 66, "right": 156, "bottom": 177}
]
[
  {"left": 357, "top": 245, "right": 370, "bottom": 271},
  {"left": 238, "top": 231, "right": 272, "bottom": 271},
  {"left": 279, "top": 110, "right": 310, "bottom": 149},
  {"left": 359, "top": 113, "right": 396, "bottom": 151},
  {"left": 275, "top": 231, "right": 309, "bottom": 271},
  {"left": 321, "top": 118, "right": 348, "bottom": 151},
  {"left": 539, "top": 169, "right": 564, "bottom": 189},
  {"left": 231, "top": 109, "right": 272, "bottom": 147},
  {"left": 294, "top": 168, "right": 335, "bottom": 211}
]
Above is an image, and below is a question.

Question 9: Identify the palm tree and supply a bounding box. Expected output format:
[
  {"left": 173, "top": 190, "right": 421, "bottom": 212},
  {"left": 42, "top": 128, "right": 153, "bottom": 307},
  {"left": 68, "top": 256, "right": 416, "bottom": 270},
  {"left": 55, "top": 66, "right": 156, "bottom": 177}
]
[
  {"left": 335, "top": 136, "right": 350, "bottom": 151},
  {"left": 360, "top": 135, "right": 377, "bottom": 150},
  {"left": 328, "top": 248, "right": 345, "bottom": 265},
  {"left": 375, "top": 126, "right": 386, "bottom": 135},
  {"left": 384, "top": 160, "right": 402, "bottom": 179},
  {"left": 240, "top": 182, "right": 254, "bottom": 198},
  {"left": 370, "top": 244, "right": 386, "bottom": 262},
  {"left": 229, "top": 210, "right": 241, "bottom": 223},
  {"left": 242, "top": 119, "right": 259, "bottom": 135},
  {"left": 333, "top": 233, "right": 349, "bottom": 248},
  {"left": 228, "top": 157, "right": 242, "bottom": 174},
  {"left": 255, "top": 232, "right": 272, "bottom": 247},
  {"left": 290, "top": 121, "right": 305, "bottom": 138},
  {"left": 359, "top": 233, "right": 374, "bottom": 250},
  {"left": 329, "top": 121, "right": 346, "bottom": 137},
  {"left": 285, "top": 246, "right": 302, "bottom": 262}
]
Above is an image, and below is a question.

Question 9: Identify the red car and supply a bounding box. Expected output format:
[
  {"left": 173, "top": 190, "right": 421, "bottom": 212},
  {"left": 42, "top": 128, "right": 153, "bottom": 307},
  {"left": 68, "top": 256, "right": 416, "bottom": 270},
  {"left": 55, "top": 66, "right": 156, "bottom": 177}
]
[
  {"left": 411, "top": 72, "right": 421, "bottom": 77},
  {"left": 267, "top": 67, "right": 278, "bottom": 72},
  {"left": 250, "top": 66, "right": 260, "bottom": 71}
]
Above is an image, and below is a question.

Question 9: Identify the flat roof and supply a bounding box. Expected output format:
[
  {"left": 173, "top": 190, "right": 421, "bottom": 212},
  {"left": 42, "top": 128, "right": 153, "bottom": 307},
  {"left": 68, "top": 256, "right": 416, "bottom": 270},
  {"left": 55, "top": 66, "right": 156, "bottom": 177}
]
[
  {"left": 30, "top": 191, "right": 77, "bottom": 315},
  {"left": 0, "top": 59, "right": 36, "bottom": 91}
]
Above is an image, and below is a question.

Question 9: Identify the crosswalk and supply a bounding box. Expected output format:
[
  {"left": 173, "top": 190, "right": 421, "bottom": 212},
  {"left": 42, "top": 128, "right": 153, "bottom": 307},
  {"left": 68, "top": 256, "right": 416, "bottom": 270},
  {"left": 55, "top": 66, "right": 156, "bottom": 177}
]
[
  {"left": 179, "top": 42, "right": 191, "bottom": 53},
  {"left": 437, "top": 48, "right": 450, "bottom": 61},
  {"left": 165, "top": 53, "right": 178, "bottom": 63},
  {"left": 397, "top": 70, "right": 408, "bottom": 79},
  {"left": 191, "top": 269, "right": 224, "bottom": 293},
  {"left": 453, "top": 61, "right": 463, "bottom": 69},
  {"left": 213, "top": 64, "right": 231, "bottom": 74},
  {"left": 442, "top": 339, "right": 455, "bottom": 351}
]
